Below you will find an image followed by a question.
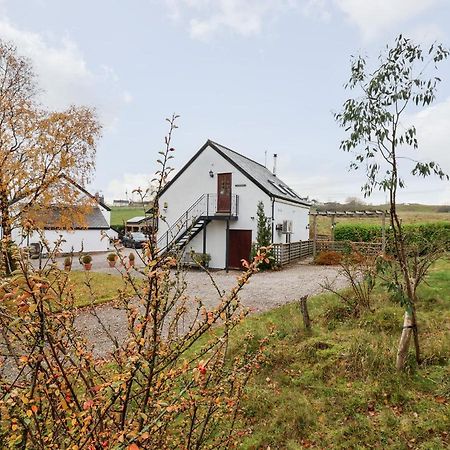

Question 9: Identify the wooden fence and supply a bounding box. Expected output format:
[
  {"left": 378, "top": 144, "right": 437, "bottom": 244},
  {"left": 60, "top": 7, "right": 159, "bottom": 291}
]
[
  {"left": 315, "top": 240, "right": 382, "bottom": 256},
  {"left": 272, "top": 240, "right": 314, "bottom": 266},
  {"left": 272, "top": 239, "right": 383, "bottom": 266}
]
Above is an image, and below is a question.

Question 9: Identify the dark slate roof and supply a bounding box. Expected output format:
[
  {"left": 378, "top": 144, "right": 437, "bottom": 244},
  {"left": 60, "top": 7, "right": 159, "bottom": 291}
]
[
  {"left": 209, "top": 141, "right": 310, "bottom": 206},
  {"left": 80, "top": 207, "right": 109, "bottom": 229},
  {"left": 37, "top": 206, "right": 109, "bottom": 230},
  {"left": 160, "top": 140, "right": 310, "bottom": 206}
]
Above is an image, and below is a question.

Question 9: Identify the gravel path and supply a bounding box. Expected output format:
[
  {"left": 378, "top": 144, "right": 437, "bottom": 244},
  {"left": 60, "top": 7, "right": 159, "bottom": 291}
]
[{"left": 74, "top": 258, "right": 347, "bottom": 358}]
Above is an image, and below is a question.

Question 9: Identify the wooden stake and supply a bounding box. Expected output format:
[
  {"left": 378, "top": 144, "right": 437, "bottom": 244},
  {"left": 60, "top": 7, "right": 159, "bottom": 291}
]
[
  {"left": 396, "top": 311, "right": 413, "bottom": 371},
  {"left": 299, "top": 295, "right": 311, "bottom": 331}
]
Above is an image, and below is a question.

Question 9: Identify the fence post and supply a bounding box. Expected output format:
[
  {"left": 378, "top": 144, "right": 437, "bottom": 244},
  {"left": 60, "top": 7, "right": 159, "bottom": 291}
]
[
  {"left": 312, "top": 215, "right": 317, "bottom": 259},
  {"left": 299, "top": 295, "right": 311, "bottom": 331},
  {"left": 331, "top": 215, "right": 336, "bottom": 243}
]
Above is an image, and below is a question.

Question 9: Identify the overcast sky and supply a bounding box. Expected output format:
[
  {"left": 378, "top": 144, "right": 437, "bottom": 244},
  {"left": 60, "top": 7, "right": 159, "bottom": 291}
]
[{"left": 1, "top": 0, "right": 450, "bottom": 204}]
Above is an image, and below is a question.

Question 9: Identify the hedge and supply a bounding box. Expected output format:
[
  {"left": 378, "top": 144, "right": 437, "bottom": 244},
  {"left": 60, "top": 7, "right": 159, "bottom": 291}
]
[
  {"left": 334, "top": 224, "right": 382, "bottom": 242},
  {"left": 335, "top": 222, "right": 450, "bottom": 251}
]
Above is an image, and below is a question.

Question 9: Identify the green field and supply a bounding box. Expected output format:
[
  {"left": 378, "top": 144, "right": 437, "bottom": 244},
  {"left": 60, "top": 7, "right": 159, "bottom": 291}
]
[
  {"left": 111, "top": 204, "right": 449, "bottom": 234},
  {"left": 312, "top": 204, "right": 450, "bottom": 237},
  {"left": 110, "top": 207, "right": 146, "bottom": 227},
  {"left": 228, "top": 257, "right": 450, "bottom": 448}
]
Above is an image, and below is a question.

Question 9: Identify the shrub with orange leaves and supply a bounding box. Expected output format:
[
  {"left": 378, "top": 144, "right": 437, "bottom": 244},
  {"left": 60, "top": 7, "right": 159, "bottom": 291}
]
[{"left": 0, "top": 116, "right": 267, "bottom": 449}]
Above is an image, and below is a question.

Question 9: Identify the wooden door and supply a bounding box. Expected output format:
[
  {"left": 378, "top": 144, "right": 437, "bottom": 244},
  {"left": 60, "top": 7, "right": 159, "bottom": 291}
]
[
  {"left": 228, "top": 229, "right": 252, "bottom": 269},
  {"left": 217, "top": 173, "right": 232, "bottom": 213}
]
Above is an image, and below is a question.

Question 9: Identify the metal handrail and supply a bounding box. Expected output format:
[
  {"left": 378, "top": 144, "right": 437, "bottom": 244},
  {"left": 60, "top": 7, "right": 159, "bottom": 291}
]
[
  {"left": 157, "top": 194, "right": 206, "bottom": 250},
  {"left": 157, "top": 193, "right": 238, "bottom": 252}
]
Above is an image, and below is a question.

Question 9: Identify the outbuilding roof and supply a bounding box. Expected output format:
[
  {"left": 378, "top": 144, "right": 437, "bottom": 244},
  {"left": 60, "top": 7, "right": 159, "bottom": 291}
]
[
  {"left": 32, "top": 206, "right": 110, "bottom": 230},
  {"left": 161, "top": 140, "right": 310, "bottom": 207},
  {"left": 126, "top": 216, "right": 148, "bottom": 224}
]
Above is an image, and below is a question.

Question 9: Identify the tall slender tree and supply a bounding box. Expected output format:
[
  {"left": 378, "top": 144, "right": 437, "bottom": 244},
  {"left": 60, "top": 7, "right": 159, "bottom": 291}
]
[
  {"left": 335, "top": 35, "right": 449, "bottom": 370},
  {"left": 253, "top": 201, "right": 274, "bottom": 270}
]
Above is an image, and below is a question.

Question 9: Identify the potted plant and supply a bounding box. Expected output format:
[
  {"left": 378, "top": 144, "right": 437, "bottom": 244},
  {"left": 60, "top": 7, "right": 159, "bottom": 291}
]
[
  {"left": 192, "top": 252, "right": 211, "bottom": 268},
  {"left": 128, "top": 252, "right": 135, "bottom": 267},
  {"left": 82, "top": 254, "right": 92, "bottom": 271},
  {"left": 63, "top": 256, "right": 72, "bottom": 271},
  {"left": 107, "top": 252, "right": 117, "bottom": 268}
]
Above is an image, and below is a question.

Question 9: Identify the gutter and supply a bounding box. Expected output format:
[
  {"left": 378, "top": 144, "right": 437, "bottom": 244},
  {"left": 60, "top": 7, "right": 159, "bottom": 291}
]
[{"left": 271, "top": 197, "right": 275, "bottom": 242}]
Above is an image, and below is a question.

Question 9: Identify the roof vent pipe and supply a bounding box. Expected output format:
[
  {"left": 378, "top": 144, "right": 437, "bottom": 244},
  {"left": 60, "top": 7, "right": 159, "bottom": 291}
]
[{"left": 273, "top": 153, "right": 277, "bottom": 176}]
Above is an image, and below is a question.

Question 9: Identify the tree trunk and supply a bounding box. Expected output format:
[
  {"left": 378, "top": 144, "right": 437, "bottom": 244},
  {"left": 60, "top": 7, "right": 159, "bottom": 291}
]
[
  {"left": 299, "top": 295, "right": 311, "bottom": 331},
  {"left": 396, "top": 311, "right": 413, "bottom": 371},
  {"left": 410, "top": 305, "right": 421, "bottom": 365},
  {"left": 0, "top": 194, "right": 14, "bottom": 275}
]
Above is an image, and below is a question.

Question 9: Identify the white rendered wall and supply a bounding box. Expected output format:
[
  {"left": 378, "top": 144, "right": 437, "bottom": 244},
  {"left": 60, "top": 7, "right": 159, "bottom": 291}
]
[
  {"left": 99, "top": 205, "right": 111, "bottom": 224},
  {"left": 28, "top": 229, "right": 109, "bottom": 254},
  {"left": 273, "top": 199, "right": 310, "bottom": 244},
  {"left": 158, "top": 144, "right": 310, "bottom": 268},
  {"left": 187, "top": 220, "right": 227, "bottom": 268},
  {"left": 158, "top": 145, "right": 273, "bottom": 268}
]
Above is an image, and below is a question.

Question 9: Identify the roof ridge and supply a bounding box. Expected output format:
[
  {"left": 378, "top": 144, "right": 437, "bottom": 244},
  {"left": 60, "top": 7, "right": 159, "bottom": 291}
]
[{"left": 208, "top": 140, "right": 269, "bottom": 171}]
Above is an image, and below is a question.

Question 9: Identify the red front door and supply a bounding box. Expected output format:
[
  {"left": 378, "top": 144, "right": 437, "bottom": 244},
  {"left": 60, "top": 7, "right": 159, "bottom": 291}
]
[
  {"left": 217, "top": 173, "right": 232, "bottom": 213},
  {"left": 228, "top": 229, "right": 252, "bottom": 269}
]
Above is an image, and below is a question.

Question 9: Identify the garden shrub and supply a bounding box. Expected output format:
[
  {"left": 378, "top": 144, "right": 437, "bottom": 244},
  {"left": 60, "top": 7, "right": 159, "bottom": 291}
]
[{"left": 314, "top": 251, "right": 342, "bottom": 265}]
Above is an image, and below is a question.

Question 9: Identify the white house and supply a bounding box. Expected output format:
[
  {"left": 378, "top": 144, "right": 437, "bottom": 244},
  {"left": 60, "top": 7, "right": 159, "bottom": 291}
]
[
  {"left": 6, "top": 176, "right": 115, "bottom": 254},
  {"left": 157, "top": 140, "right": 311, "bottom": 269}
]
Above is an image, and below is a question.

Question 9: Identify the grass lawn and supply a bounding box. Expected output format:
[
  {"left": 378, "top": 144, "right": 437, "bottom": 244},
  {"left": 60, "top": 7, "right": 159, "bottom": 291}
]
[
  {"left": 65, "top": 271, "right": 136, "bottom": 308},
  {"left": 56, "top": 256, "right": 449, "bottom": 447},
  {"left": 110, "top": 206, "right": 147, "bottom": 227},
  {"left": 228, "top": 257, "right": 450, "bottom": 449}
]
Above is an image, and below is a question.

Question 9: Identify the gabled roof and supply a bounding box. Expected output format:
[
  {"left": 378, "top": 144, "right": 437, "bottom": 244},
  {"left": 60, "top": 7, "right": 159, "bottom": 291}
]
[
  {"left": 160, "top": 140, "right": 310, "bottom": 207},
  {"left": 10, "top": 174, "right": 111, "bottom": 212},
  {"left": 60, "top": 174, "right": 111, "bottom": 211},
  {"left": 35, "top": 206, "right": 110, "bottom": 230}
]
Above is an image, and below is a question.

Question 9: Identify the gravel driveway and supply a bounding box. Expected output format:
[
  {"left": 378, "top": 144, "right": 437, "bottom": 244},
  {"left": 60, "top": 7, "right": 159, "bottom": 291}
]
[{"left": 74, "top": 258, "right": 347, "bottom": 358}]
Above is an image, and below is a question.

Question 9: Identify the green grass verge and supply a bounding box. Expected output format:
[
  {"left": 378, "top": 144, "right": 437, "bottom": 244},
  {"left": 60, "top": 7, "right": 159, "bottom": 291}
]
[
  {"left": 61, "top": 258, "right": 450, "bottom": 447},
  {"left": 229, "top": 257, "right": 450, "bottom": 449},
  {"left": 67, "top": 271, "right": 137, "bottom": 308}
]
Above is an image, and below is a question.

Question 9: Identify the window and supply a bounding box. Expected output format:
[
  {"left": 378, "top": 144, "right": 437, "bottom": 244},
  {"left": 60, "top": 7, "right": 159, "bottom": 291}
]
[
  {"left": 284, "top": 186, "right": 300, "bottom": 199},
  {"left": 268, "top": 179, "right": 287, "bottom": 194},
  {"left": 268, "top": 179, "right": 299, "bottom": 198}
]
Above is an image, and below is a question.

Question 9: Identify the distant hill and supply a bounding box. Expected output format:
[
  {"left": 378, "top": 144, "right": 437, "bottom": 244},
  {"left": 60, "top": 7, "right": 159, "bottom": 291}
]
[{"left": 315, "top": 202, "right": 450, "bottom": 213}]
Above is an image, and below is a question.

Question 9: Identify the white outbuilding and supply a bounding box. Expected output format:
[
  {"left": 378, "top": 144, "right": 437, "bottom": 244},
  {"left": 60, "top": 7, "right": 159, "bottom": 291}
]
[
  {"left": 6, "top": 176, "right": 115, "bottom": 254},
  {"left": 157, "top": 140, "right": 311, "bottom": 269}
]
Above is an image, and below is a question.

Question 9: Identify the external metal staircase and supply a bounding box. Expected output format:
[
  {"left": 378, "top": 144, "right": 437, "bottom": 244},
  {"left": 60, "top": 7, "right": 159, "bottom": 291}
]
[{"left": 157, "top": 193, "right": 238, "bottom": 255}]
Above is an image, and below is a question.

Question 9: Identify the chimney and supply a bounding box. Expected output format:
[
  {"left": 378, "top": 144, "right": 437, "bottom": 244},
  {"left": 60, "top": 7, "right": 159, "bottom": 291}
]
[
  {"left": 94, "top": 192, "right": 104, "bottom": 204},
  {"left": 273, "top": 153, "right": 277, "bottom": 176}
]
